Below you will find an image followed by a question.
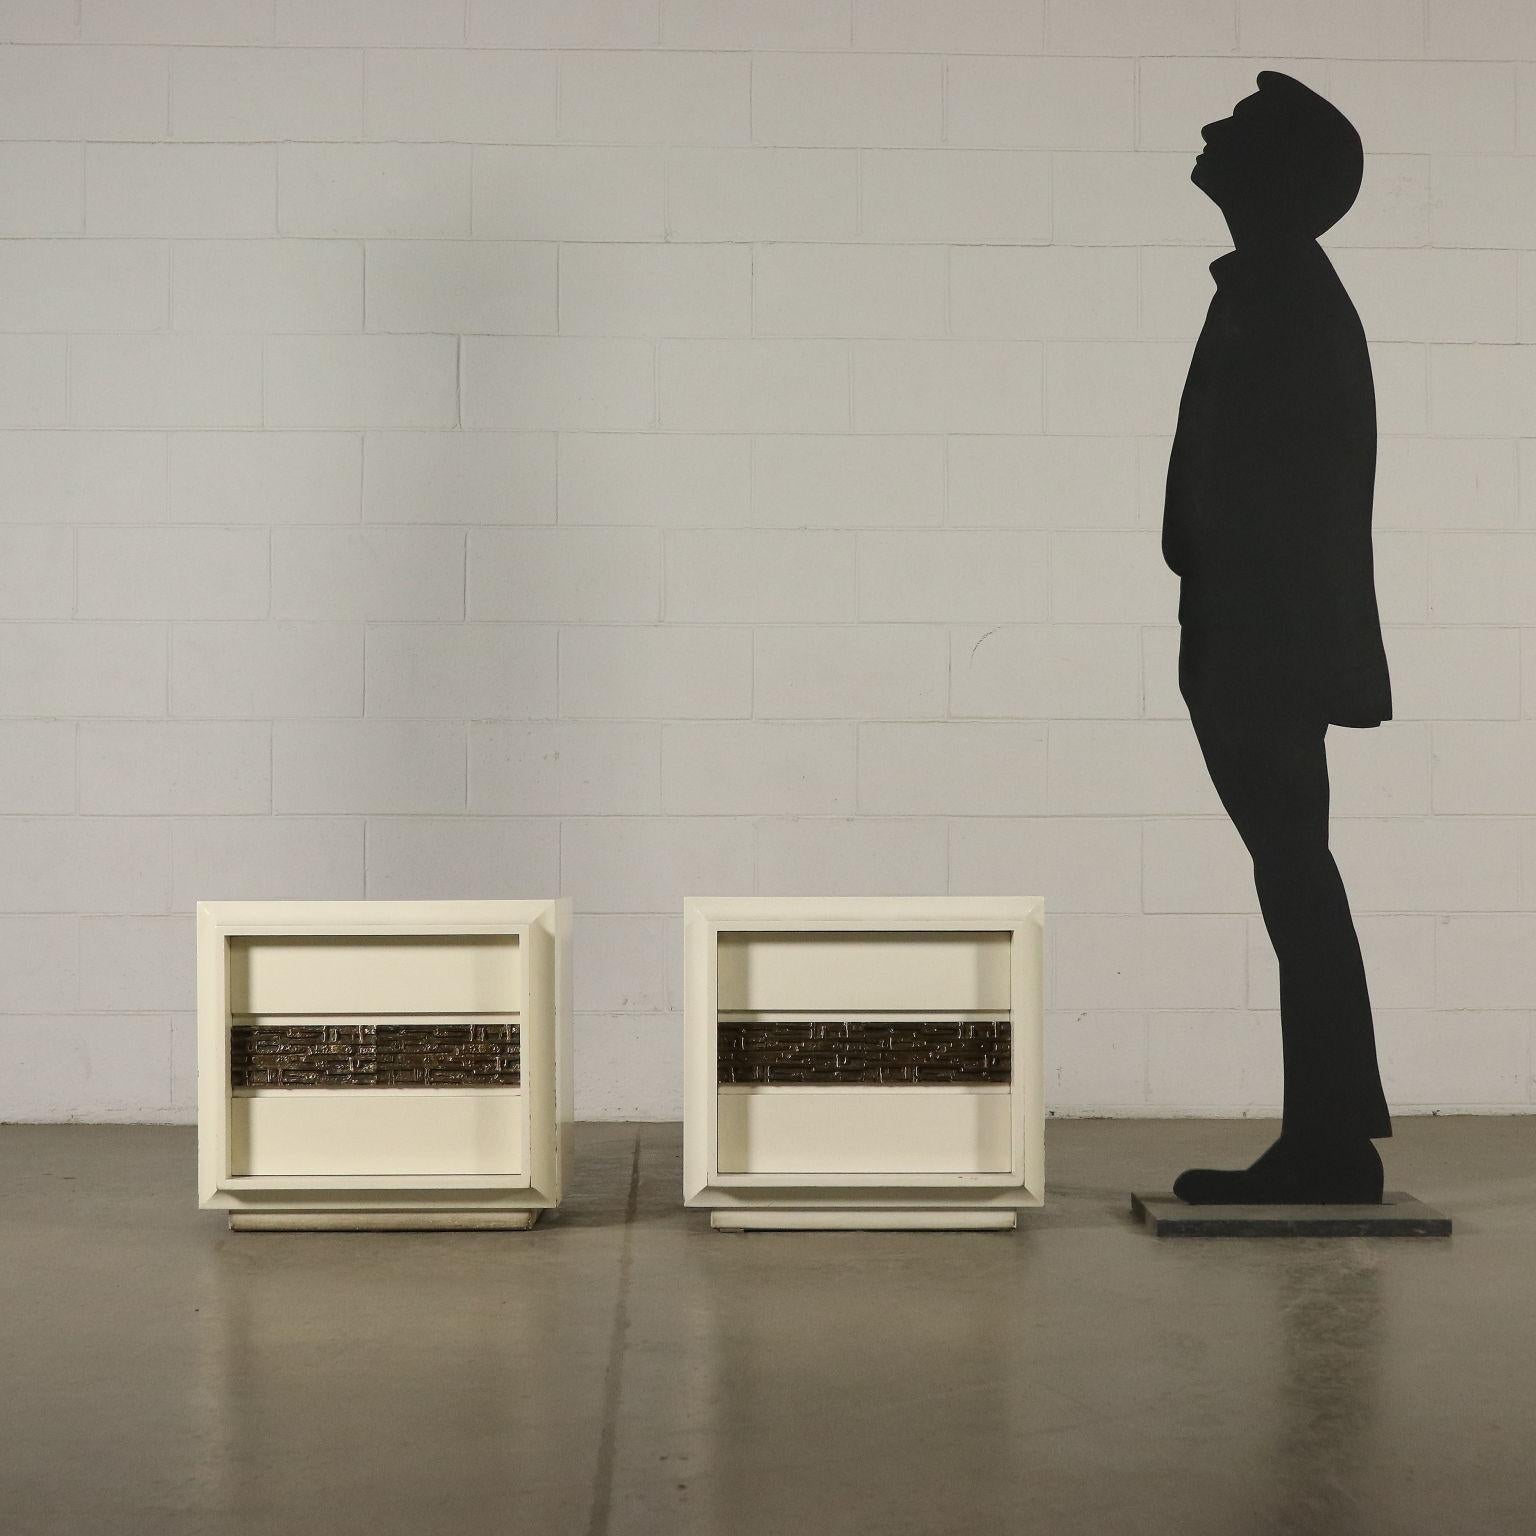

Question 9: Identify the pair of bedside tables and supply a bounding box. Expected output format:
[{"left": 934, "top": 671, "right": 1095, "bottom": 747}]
[{"left": 197, "top": 897, "right": 1044, "bottom": 1232}]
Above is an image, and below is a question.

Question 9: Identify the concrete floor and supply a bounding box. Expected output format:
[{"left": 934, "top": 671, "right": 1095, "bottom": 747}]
[{"left": 3, "top": 1119, "right": 1535, "bottom": 1536}]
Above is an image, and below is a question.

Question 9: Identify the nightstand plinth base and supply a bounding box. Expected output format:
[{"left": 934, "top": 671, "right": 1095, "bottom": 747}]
[
  {"left": 229, "top": 1208, "right": 542, "bottom": 1232},
  {"left": 709, "top": 1208, "right": 1016, "bottom": 1232}
]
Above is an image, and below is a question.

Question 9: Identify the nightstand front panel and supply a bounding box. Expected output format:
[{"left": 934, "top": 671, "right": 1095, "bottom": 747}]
[
  {"left": 199, "top": 901, "right": 569, "bottom": 1221},
  {"left": 683, "top": 898, "right": 1044, "bottom": 1219}
]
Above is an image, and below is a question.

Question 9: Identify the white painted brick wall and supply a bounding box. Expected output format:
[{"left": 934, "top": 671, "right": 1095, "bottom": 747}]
[{"left": 2, "top": 0, "right": 1533, "bottom": 1124}]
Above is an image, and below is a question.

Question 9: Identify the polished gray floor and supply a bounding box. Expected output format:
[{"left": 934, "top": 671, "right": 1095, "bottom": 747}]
[{"left": 3, "top": 1117, "right": 1534, "bottom": 1535}]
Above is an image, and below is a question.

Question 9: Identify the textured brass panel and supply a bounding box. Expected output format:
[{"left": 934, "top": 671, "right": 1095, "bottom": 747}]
[
  {"left": 717, "top": 1019, "right": 1010, "bottom": 1085},
  {"left": 230, "top": 1021, "right": 520, "bottom": 1088}
]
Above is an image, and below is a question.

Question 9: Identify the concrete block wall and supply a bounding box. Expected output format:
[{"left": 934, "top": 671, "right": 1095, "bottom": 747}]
[{"left": 1, "top": 0, "right": 1533, "bottom": 1122}]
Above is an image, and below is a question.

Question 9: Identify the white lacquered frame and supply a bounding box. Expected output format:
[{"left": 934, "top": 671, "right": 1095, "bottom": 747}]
[
  {"left": 197, "top": 900, "right": 572, "bottom": 1224},
  {"left": 683, "top": 896, "right": 1045, "bottom": 1223}
]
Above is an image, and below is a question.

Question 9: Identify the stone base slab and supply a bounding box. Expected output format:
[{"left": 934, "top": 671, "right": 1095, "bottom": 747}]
[{"left": 1131, "top": 1191, "right": 1451, "bottom": 1237}]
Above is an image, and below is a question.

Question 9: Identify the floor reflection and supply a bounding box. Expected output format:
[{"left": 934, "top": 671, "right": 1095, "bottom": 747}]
[{"left": 1265, "top": 1250, "right": 1385, "bottom": 1535}]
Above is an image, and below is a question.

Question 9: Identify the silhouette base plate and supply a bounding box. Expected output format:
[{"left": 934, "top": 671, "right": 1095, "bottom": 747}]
[{"left": 1131, "top": 1191, "right": 1450, "bottom": 1237}]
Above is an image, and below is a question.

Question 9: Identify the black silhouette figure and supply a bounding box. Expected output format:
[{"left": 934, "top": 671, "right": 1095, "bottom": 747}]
[{"left": 1163, "top": 72, "right": 1392, "bottom": 1204}]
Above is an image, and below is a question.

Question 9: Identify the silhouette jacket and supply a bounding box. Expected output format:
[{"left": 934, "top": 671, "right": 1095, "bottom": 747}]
[{"left": 1162, "top": 237, "right": 1392, "bottom": 726}]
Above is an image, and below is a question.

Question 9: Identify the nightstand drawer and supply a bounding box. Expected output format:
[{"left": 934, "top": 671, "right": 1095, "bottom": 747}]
[
  {"left": 230, "top": 1090, "right": 526, "bottom": 1179},
  {"left": 717, "top": 1085, "right": 1013, "bottom": 1177}
]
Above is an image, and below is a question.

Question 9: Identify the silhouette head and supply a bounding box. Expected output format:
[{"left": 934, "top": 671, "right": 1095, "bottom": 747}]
[{"left": 1193, "top": 71, "right": 1363, "bottom": 241}]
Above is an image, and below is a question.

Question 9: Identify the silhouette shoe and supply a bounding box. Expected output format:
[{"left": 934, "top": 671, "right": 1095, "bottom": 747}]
[{"left": 1172, "top": 1135, "right": 1383, "bottom": 1206}]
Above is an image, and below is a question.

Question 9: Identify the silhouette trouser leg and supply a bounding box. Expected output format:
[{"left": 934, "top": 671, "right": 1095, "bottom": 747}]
[{"left": 1187, "top": 707, "right": 1391, "bottom": 1143}]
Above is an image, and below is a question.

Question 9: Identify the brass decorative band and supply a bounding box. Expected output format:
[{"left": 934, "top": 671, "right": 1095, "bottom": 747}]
[
  {"left": 717, "top": 1019, "right": 1010, "bottom": 1085},
  {"left": 230, "top": 1021, "right": 520, "bottom": 1088}
]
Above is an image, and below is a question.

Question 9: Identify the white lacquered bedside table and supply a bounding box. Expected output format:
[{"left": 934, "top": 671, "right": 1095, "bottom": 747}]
[
  {"left": 197, "top": 899, "right": 571, "bottom": 1231},
  {"left": 683, "top": 896, "right": 1044, "bottom": 1231}
]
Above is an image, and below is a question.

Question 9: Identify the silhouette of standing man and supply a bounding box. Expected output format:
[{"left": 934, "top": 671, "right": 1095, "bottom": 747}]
[{"left": 1164, "top": 73, "right": 1392, "bottom": 1204}]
